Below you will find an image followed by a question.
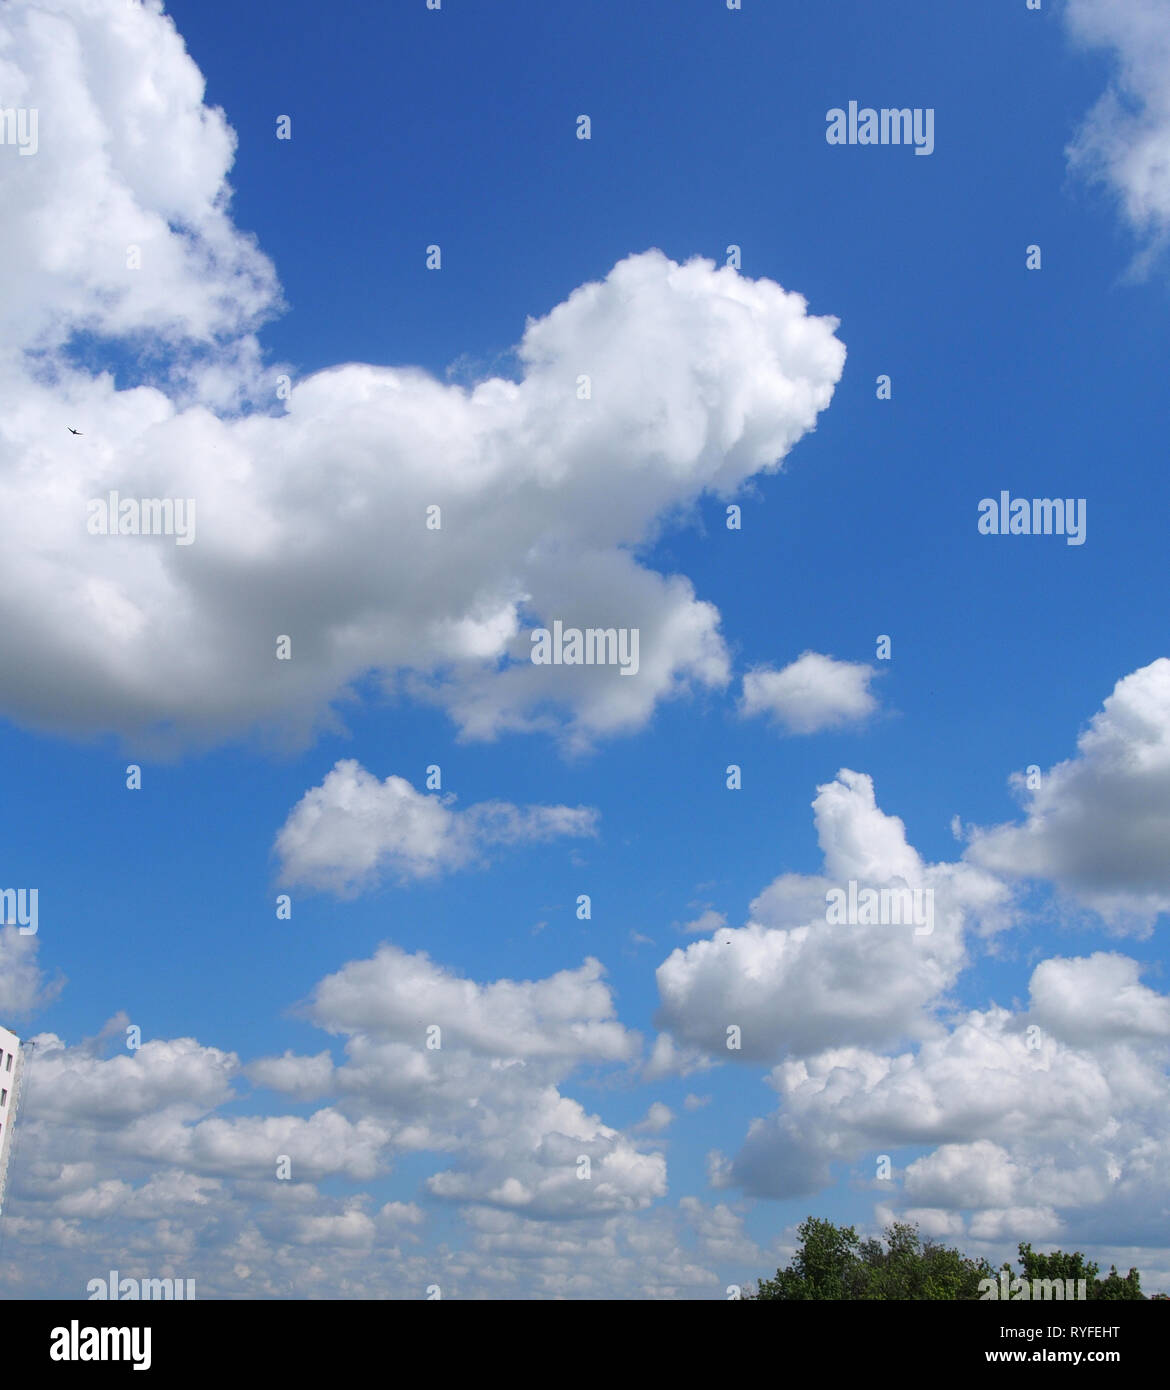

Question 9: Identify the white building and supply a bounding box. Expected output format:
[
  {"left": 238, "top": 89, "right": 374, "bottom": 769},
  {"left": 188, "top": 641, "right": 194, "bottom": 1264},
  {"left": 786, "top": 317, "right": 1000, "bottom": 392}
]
[{"left": 0, "top": 1023, "right": 25, "bottom": 1217}]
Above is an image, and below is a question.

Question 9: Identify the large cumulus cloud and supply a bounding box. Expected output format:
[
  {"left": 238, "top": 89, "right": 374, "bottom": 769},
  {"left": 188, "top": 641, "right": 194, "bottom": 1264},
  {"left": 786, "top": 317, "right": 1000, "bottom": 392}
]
[
  {"left": 0, "top": 3, "right": 845, "bottom": 754},
  {"left": 964, "top": 659, "right": 1170, "bottom": 929},
  {"left": 718, "top": 960, "right": 1170, "bottom": 1261},
  {"left": 652, "top": 769, "right": 1009, "bottom": 1063}
]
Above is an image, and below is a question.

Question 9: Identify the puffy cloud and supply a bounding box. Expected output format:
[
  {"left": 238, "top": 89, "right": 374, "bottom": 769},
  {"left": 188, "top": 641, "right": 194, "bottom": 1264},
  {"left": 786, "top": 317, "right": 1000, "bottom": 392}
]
[
  {"left": 965, "top": 659, "right": 1170, "bottom": 929},
  {"left": 1028, "top": 953, "right": 1170, "bottom": 1044},
  {"left": 424, "top": 1095, "right": 667, "bottom": 1218},
  {"left": 0, "top": 0, "right": 279, "bottom": 359},
  {"left": 653, "top": 770, "right": 1008, "bottom": 1062},
  {"left": 740, "top": 652, "right": 879, "bottom": 735},
  {"left": 306, "top": 945, "right": 637, "bottom": 1063},
  {"left": 442, "top": 1201, "right": 761, "bottom": 1300},
  {"left": 885, "top": 1206, "right": 968, "bottom": 1241},
  {"left": 5, "top": 939, "right": 686, "bottom": 1293},
  {"left": 676, "top": 1196, "right": 764, "bottom": 1267},
  {"left": 902, "top": 1141, "right": 1023, "bottom": 1209},
  {"left": 7, "top": 945, "right": 1170, "bottom": 1293},
  {"left": 274, "top": 759, "right": 597, "bottom": 894},
  {"left": 284, "top": 1203, "right": 377, "bottom": 1249},
  {"left": 0, "top": 927, "right": 63, "bottom": 1016},
  {"left": 679, "top": 908, "right": 728, "bottom": 936},
  {"left": 26, "top": 1035, "right": 237, "bottom": 1122},
  {"left": 719, "top": 970, "right": 1170, "bottom": 1251},
  {"left": 759, "top": 1019, "right": 1122, "bottom": 1158},
  {"left": 633, "top": 1102, "right": 674, "bottom": 1134},
  {"left": 261, "top": 947, "right": 661, "bottom": 1221},
  {"left": 967, "top": 1206, "right": 1064, "bottom": 1244},
  {"left": 245, "top": 1050, "right": 334, "bottom": 1101},
  {"left": 377, "top": 1201, "right": 424, "bottom": 1228},
  {"left": 641, "top": 1031, "right": 714, "bottom": 1081},
  {"left": 179, "top": 1110, "right": 390, "bottom": 1182},
  {"left": 0, "top": 0, "right": 845, "bottom": 754},
  {"left": 1065, "top": 0, "right": 1170, "bottom": 258}
]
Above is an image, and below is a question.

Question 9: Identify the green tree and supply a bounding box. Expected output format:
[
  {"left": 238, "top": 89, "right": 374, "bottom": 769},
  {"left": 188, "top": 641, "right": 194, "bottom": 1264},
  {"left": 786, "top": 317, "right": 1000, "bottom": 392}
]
[
  {"left": 859, "top": 1221, "right": 992, "bottom": 1300},
  {"left": 747, "top": 1218, "right": 992, "bottom": 1301},
  {"left": 1010, "top": 1243, "right": 1146, "bottom": 1300},
  {"left": 750, "top": 1217, "right": 862, "bottom": 1300},
  {"left": 746, "top": 1223, "right": 1155, "bottom": 1301}
]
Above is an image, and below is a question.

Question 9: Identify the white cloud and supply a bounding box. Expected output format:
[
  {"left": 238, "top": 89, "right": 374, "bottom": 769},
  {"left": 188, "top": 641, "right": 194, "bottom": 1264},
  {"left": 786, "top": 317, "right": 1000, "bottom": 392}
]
[
  {"left": 0, "top": 0, "right": 845, "bottom": 754},
  {"left": 642, "top": 1031, "right": 714, "bottom": 1081},
  {"left": 5, "top": 938, "right": 689, "bottom": 1293},
  {"left": 424, "top": 1112, "right": 667, "bottom": 1217},
  {"left": 377, "top": 1201, "right": 424, "bottom": 1228},
  {"left": 291, "top": 947, "right": 665, "bottom": 1220},
  {"left": 653, "top": 770, "right": 1007, "bottom": 1061},
  {"left": 7, "top": 941, "right": 1170, "bottom": 1294},
  {"left": 181, "top": 1110, "right": 390, "bottom": 1182},
  {"left": 967, "top": 1206, "right": 1065, "bottom": 1244},
  {"left": 965, "top": 659, "right": 1170, "bottom": 929},
  {"left": 305, "top": 945, "right": 637, "bottom": 1063},
  {"left": 1028, "top": 953, "right": 1170, "bottom": 1044},
  {"left": 0, "top": 927, "right": 63, "bottom": 1016},
  {"left": 285, "top": 1203, "right": 377, "bottom": 1249},
  {"left": 633, "top": 1102, "right": 674, "bottom": 1135},
  {"left": 441, "top": 1202, "right": 753, "bottom": 1299},
  {"left": 26, "top": 1035, "right": 237, "bottom": 1122},
  {"left": 639, "top": 718, "right": 1170, "bottom": 1259},
  {"left": 902, "top": 1141, "right": 1022, "bottom": 1209},
  {"left": 245, "top": 1050, "right": 334, "bottom": 1101},
  {"left": 886, "top": 1206, "right": 969, "bottom": 1241},
  {"left": 720, "top": 974, "right": 1170, "bottom": 1252},
  {"left": 0, "top": 0, "right": 279, "bottom": 358},
  {"left": 679, "top": 908, "right": 727, "bottom": 935},
  {"left": 273, "top": 759, "right": 597, "bottom": 894},
  {"left": 740, "top": 652, "right": 879, "bottom": 735},
  {"left": 1065, "top": 0, "right": 1170, "bottom": 258}
]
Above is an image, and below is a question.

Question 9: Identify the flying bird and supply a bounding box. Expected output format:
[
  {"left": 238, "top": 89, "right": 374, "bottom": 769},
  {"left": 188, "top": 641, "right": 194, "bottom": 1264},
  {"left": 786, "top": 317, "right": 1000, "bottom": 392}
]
[{"left": 67, "top": 427, "right": 82, "bottom": 435}]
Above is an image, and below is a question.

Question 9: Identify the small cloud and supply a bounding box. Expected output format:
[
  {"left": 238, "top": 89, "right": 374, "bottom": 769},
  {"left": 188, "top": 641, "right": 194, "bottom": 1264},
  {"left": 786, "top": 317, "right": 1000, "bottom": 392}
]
[
  {"left": 740, "top": 651, "right": 879, "bottom": 735},
  {"left": 677, "top": 908, "right": 727, "bottom": 936},
  {"left": 0, "top": 927, "right": 65, "bottom": 1017},
  {"left": 274, "top": 759, "right": 598, "bottom": 896},
  {"left": 633, "top": 1102, "right": 674, "bottom": 1135},
  {"left": 642, "top": 1032, "right": 714, "bottom": 1081}
]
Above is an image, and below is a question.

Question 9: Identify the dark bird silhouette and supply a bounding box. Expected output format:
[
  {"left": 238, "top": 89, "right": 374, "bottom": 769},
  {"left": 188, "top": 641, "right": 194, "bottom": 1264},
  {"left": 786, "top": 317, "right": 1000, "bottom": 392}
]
[{"left": 67, "top": 427, "right": 81, "bottom": 435}]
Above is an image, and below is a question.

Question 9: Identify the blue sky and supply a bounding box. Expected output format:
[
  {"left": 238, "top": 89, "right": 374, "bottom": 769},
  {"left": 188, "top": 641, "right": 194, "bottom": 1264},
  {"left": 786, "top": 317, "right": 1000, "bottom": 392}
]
[{"left": 1, "top": 0, "right": 1168, "bottom": 1299}]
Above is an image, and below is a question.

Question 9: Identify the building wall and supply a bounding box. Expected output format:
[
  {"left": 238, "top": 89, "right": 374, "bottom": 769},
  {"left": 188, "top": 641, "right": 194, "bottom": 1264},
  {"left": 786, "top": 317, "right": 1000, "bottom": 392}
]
[{"left": 0, "top": 1023, "right": 24, "bottom": 1217}]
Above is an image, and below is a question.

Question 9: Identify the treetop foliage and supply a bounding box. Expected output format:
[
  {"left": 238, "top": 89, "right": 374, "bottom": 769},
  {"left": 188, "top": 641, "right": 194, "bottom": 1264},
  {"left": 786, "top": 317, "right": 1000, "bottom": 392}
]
[{"left": 745, "top": 1218, "right": 1153, "bottom": 1300}]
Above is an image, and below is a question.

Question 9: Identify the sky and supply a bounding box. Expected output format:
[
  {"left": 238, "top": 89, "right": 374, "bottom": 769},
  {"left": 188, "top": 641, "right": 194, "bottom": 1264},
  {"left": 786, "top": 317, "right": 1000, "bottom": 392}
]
[{"left": 0, "top": 0, "right": 1168, "bottom": 1300}]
